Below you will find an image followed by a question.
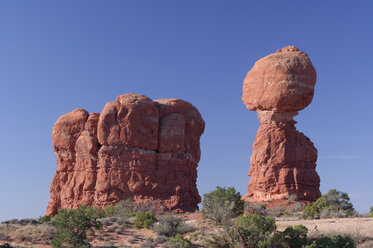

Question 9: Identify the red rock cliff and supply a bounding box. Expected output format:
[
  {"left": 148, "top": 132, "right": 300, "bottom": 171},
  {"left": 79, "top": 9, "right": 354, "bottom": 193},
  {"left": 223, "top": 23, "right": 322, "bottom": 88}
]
[
  {"left": 46, "top": 94, "right": 205, "bottom": 215},
  {"left": 242, "top": 46, "right": 321, "bottom": 203}
]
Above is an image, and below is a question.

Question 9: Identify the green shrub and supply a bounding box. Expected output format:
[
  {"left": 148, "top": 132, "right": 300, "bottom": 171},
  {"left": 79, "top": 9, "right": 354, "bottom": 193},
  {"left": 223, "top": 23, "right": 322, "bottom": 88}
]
[
  {"left": 302, "top": 189, "right": 355, "bottom": 219},
  {"left": 306, "top": 234, "right": 355, "bottom": 248},
  {"left": 38, "top": 215, "right": 52, "bottom": 223},
  {"left": 272, "top": 225, "right": 308, "bottom": 248},
  {"left": 325, "top": 189, "right": 354, "bottom": 214},
  {"left": 368, "top": 206, "right": 373, "bottom": 217},
  {"left": 302, "top": 206, "right": 318, "bottom": 219},
  {"left": 234, "top": 214, "right": 276, "bottom": 247},
  {"left": 166, "top": 234, "right": 192, "bottom": 248},
  {"left": 102, "top": 205, "right": 115, "bottom": 217},
  {"left": 153, "top": 214, "right": 193, "bottom": 237},
  {"left": 207, "top": 214, "right": 276, "bottom": 248},
  {"left": 0, "top": 244, "right": 13, "bottom": 248},
  {"left": 206, "top": 214, "right": 356, "bottom": 248},
  {"left": 283, "top": 210, "right": 293, "bottom": 217},
  {"left": 202, "top": 186, "right": 244, "bottom": 226},
  {"left": 51, "top": 205, "right": 103, "bottom": 248},
  {"left": 134, "top": 212, "right": 157, "bottom": 229},
  {"left": 80, "top": 205, "right": 106, "bottom": 219}
]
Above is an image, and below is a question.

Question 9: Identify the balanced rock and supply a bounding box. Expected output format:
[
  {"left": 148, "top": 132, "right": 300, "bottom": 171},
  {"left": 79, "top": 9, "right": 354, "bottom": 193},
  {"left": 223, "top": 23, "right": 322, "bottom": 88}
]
[
  {"left": 46, "top": 94, "right": 204, "bottom": 215},
  {"left": 242, "top": 46, "right": 321, "bottom": 203}
]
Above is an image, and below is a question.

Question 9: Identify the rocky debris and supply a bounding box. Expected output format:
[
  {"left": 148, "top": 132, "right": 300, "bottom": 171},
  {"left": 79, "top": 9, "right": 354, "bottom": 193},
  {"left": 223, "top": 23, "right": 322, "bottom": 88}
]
[
  {"left": 242, "top": 46, "right": 321, "bottom": 204},
  {"left": 46, "top": 94, "right": 204, "bottom": 215}
]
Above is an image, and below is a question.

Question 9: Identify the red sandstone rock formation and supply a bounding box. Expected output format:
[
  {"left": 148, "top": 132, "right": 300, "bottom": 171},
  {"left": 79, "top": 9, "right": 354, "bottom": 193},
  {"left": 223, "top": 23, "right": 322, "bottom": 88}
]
[
  {"left": 242, "top": 46, "right": 321, "bottom": 204},
  {"left": 46, "top": 94, "right": 204, "bottom": 215}
]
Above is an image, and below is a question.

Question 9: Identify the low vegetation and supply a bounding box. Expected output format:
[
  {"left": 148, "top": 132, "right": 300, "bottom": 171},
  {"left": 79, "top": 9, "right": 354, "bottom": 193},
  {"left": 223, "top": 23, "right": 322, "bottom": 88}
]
[
  {"left": 1, "top": 188, "right": 370, "bottom": 247},
  {"left": 202, "top": 186, "right": 244, "bottom": 226},
  {"left": 134, "top": 212, "right": 157, "bottom": 229},
  {"left": 0, "top": 219, "right": 54, "bottom": 245},
  {"left": 153, "top": 214, "right": 193, "bottom": 237},
  {"left": 203, "top": 187, "right": 363, "bottom": 247},
  {"left": 272, "top": 225, "right": 308, "bottom": 247},
  {"left": 207, "top": 213, "right": 356, "bottom": 248},
  {"left": 102, "top": 198, "right": 135, "bottom": 217},
  {"left": 307, "top": 234, "right": 355, "bottom": 248},
  {"left": 368, "top": 206, "right": 373, "bottom": 217},
  {"left": 0, "top": 244, "right": 12, "bottom": 248},
  {"left": 166, "top": 234, "right": 192, "bottom": 248},
  {"left": 51, "top": 205, "right": 103, "bottom": 248},
  {"left": 302, "top": 189, "right": 356, "bottom": 219},
  {"left": 38, "top": 215, "right": 51, "bottom": 223}
]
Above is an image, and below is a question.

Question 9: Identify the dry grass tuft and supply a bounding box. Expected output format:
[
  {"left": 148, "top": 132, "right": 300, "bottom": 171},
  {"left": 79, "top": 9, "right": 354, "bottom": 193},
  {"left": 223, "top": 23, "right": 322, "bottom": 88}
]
[{"left": 0, "top": 223, "right": 54, "bottom": 245}]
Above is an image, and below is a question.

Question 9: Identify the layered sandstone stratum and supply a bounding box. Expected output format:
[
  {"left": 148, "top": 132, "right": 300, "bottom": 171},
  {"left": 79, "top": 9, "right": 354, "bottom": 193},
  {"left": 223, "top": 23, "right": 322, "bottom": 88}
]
[
  {"left": 46, "top": 94, "right": 204, "bottom": 215},
  {"left": 242, "top": 46, "right": 321, "bottom": 203}
]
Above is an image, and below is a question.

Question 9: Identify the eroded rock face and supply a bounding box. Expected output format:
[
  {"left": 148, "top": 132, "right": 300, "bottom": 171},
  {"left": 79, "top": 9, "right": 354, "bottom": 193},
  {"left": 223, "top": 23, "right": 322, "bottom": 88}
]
[
  {"left": 242, "top": 46, "right": 321, "bottom": 203},
  {"left": 46, "top": 94, "right": 204, "bottom": 215}
]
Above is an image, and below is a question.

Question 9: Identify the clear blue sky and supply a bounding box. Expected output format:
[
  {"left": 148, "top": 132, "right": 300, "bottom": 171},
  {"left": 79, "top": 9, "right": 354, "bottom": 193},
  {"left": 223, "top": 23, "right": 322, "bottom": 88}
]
[{"left": 0, "top": 1, "right": 372, "bottom": 221}]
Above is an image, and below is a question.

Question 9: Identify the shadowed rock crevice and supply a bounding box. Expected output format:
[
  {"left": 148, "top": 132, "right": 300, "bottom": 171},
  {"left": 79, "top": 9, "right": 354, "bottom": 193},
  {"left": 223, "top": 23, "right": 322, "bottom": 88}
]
[{"left": 47, "top": 94, "right": 205, "bottom": 215}]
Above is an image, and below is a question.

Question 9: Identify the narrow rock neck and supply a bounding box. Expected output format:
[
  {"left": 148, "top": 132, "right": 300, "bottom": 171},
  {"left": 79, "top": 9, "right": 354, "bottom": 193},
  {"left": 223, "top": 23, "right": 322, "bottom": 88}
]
[{"left": 257, "top": 110, "right": 298, "bottom": 125}]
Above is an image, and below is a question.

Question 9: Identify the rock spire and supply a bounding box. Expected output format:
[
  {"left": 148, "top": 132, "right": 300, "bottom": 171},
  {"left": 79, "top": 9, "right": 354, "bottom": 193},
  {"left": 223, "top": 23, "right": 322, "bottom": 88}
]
[{"left": 242, "top": 46, "right": 321, "bottom": 203}]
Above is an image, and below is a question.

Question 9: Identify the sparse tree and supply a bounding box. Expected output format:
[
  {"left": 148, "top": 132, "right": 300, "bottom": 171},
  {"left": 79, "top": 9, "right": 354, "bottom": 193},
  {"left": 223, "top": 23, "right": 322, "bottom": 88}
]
[
  {"left": 51, "top": 205, "right": 102, "bottom": 248},
  {"left": 302, "top": 189, "right": 355, "bottom": 219},
  {"left": 202, "top": 186, "right": 244, "bottom": 226}
]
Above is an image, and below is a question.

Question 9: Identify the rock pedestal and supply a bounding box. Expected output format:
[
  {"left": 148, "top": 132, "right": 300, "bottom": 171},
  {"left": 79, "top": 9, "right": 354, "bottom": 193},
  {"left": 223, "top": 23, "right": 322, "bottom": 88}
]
[
  {"left": 242, "top": 46, "right": 321, "bottom": 203},
  {"left": 46, "top": 94, "right": 204, "bottom": 215}
]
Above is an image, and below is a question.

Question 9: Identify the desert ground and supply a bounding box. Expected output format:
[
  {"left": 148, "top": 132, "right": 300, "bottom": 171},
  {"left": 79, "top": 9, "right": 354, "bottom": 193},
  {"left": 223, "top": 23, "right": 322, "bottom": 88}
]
[{"left": 1, "top": 213, "right": 373, "bottom": 248}]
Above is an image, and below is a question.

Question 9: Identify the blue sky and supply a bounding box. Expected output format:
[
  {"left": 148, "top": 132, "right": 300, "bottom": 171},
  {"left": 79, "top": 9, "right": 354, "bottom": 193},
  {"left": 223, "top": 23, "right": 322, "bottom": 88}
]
[{"left": 0, "top": 1, "right": 372, "bottom": 221}]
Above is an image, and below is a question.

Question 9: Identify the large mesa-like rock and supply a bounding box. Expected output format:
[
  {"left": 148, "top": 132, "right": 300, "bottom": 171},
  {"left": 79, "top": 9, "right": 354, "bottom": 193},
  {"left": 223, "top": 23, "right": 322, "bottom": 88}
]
[
  {"left": 46, "top": 94, "right": 204, "bottom": 215},
  {"left": 242, "top": 46, "right": 321, "bottom": 204}
]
